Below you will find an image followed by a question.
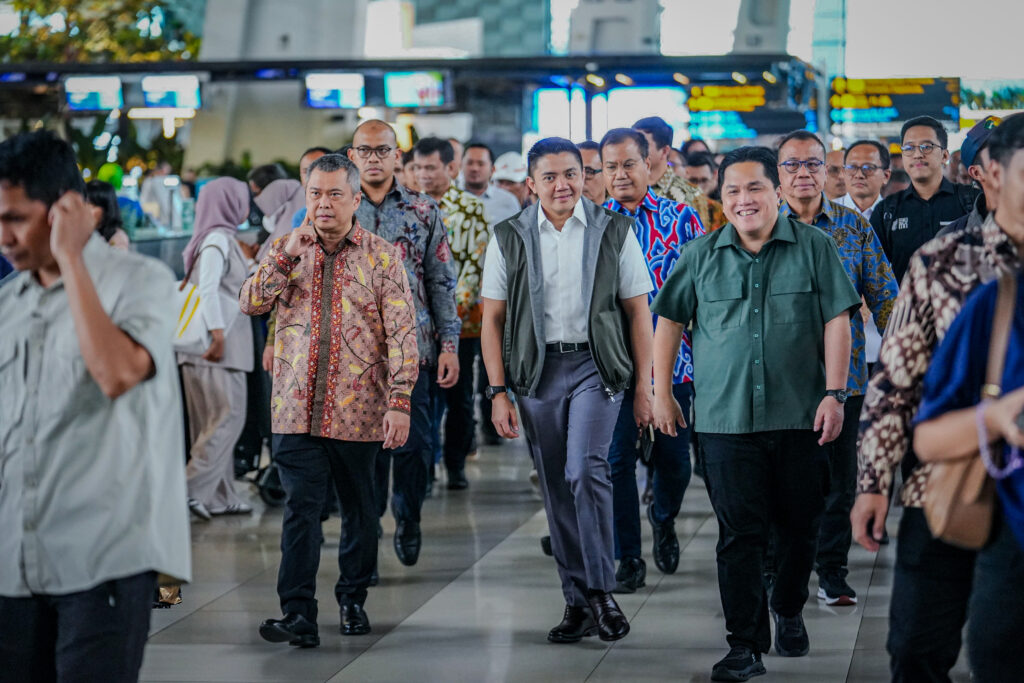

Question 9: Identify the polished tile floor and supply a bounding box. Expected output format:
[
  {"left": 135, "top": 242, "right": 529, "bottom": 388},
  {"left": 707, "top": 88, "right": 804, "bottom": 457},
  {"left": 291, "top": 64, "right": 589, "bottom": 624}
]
[{"left": 142, "top": 442, "right": 971, "bottom": 682}]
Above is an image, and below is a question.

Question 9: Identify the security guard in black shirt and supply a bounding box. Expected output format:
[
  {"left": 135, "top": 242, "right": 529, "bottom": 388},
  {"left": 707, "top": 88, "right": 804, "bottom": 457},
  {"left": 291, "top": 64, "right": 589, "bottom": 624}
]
[{"left": 870, "top": 116, "right": 980, "bottom": 282}]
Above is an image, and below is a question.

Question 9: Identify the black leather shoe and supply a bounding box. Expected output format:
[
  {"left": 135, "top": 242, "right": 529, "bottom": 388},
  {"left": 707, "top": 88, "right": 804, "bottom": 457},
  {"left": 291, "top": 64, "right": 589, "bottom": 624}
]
[
  {"left": 368, "top": 566, "right": 379, "bottom": 586},
  {"left": 586, "top": 591, "right": 630, "bottom": 642},
  {"left": 259, "top": 613, "right": 319, "bottom": 648},
  {"left": 773, "top": 611, "right": 809, "bottom": 657},
  {"left": 711, "top": 645, "right": 766, "bottom": 681},
  {"left": 340, "top": 603, "right": 371, "bottom": 636},
  {"left": 647, "top": 504, "right": 680, "bottom": 574},
  {"left": 447, "top": 469, "right": 469, "bottom": 490},
  {"left": 613, "top": 557, "right": 646, "bottom": 594},
  {"left": 547, "top": 604, "right": 598, "bottom": 643},
  {"left": 540, "top": 535, "right": 553, "bottom": 556},
  {"left": 394, "top": 521, "right": 422, "bottom": 566}
]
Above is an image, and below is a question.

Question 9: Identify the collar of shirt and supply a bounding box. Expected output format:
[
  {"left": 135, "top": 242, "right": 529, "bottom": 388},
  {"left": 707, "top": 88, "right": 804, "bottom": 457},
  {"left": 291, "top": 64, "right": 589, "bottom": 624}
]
[
  {"left": 15, "top": 233, "right": 108, "bottom": 296},
  {"left": 539, "top": 199, "right": 588, "bottom": 233},
  {"left": 837, "top": 192, "right": 883, "bottom": 218},
  {"left": 603, "top": 188, "right": 659, "bottom": 217},
  {"left": 363, "top": 177, "right": 405, "bottom": 207},
  {"left": 316, "top": 223, "right": 365, "bottom": 254},
  {"left": 780, "top": 193, "right": 840, "bottom": 228},
  {"left": 907, "top": 176, "right": 956, "bottom": 202},
  {"left": 714, "top": 213, "right": 798, "bottom": 251}
]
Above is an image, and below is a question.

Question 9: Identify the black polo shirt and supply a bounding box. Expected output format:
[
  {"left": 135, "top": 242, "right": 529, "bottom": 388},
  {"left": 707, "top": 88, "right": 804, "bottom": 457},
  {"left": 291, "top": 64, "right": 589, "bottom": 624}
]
[{"left": 870, "top": 177, "right": 980, "bottom": 282}]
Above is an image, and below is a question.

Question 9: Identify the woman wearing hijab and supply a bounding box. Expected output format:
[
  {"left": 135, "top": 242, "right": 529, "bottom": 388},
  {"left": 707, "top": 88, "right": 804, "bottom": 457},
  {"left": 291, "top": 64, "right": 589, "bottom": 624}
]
[
  {"left": 179, "top": 177, "right": 255, "bottom": 519},
  {"left": 253, "top": 178, "right": 304, "bottom": 262}
]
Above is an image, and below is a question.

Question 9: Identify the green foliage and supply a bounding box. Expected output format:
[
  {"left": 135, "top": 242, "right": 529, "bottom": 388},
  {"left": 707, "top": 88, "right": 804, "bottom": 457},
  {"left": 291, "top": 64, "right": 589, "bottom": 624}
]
[{"left": 0, "top": 0, "right": 200, "bottom": 63}]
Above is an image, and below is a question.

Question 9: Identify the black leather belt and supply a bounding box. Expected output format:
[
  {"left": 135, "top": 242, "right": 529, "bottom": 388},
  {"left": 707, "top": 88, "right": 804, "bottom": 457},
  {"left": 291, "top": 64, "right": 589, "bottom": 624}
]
[{"left": 545, "top": 341, "right": 590, "bottom": 353}]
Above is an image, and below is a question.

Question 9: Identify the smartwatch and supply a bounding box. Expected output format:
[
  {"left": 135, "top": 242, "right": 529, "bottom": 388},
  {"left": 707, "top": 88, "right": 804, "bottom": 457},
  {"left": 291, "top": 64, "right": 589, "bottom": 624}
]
[
  {"left": 485, "top": 385, "right": 507, "bottom": 400},
  {"left": 825, "top": 388, "right": 849, "bottom": 404}
]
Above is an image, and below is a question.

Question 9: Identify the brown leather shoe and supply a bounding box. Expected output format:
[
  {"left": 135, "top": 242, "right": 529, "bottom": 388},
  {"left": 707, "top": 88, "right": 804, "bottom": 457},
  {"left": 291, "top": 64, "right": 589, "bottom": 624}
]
[
  {"left": 586, "top": 591, "right": 630, "bottom": 642},
  {"left": 547, "top": 605, "right": 598, "bottom": 643}
]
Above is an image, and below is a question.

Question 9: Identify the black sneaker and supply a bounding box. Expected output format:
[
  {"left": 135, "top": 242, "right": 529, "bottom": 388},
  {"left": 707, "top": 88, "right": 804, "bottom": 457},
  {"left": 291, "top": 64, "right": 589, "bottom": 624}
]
[
  {"left": 612, "top": 557, "right": 646, "bottom": 594},
  {"left": 773, "top": 611, "right": 809, "bottom": 657},
  {"left": 711, "top": 645, "right": 766, "bottom": 681},
  {"left": 647, "top": 504, "right": 680, "bottom": 574},
  {"left": 817, "top": 570, "right": 857, "bottom": 606}
]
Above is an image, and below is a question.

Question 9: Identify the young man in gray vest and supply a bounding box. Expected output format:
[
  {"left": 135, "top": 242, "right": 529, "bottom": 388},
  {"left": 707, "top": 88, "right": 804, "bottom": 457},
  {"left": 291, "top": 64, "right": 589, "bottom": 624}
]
[{"left": 479, "top": 137, "right": 655, "bottom": 644}]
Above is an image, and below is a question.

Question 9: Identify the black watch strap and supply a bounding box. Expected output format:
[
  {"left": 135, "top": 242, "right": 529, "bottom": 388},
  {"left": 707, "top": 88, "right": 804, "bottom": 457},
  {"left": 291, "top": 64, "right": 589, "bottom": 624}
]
[
  {"left": 485, "top": 385, "right": 507, "bottom": 400},
  {"left": 825, "top": 389, "right": 848, "bottom": 403}
]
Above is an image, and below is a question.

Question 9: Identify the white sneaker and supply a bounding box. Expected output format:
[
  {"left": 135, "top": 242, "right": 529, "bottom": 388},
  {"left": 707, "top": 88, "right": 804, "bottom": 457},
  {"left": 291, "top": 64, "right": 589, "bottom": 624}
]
[
  {"left": 208, "top": 502, "right": 253, "bottom": 516},
  {"left": 188, "top": 498, "right": 212, "bottom": 521}
]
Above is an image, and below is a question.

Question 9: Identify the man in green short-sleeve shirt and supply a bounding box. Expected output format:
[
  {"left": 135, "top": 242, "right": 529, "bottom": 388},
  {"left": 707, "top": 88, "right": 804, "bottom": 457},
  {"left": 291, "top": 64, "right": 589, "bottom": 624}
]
[{"left": 650, "top": 146, "right": 859, "bottom": 682}]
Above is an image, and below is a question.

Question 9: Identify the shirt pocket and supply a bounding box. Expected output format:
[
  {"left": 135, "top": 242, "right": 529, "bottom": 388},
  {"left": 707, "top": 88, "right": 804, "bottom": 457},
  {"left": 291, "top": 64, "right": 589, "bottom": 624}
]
[
  {"left": 769, "top": 272, "right": 814, "bottom": 325},
  {"left": 697, "top": 278, "right": 745, "bottom": 330}
]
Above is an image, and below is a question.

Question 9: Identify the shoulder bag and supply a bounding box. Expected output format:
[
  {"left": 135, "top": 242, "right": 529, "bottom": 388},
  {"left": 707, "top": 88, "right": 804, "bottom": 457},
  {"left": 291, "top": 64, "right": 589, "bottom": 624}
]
[{"left": 923, "top": 273, "right": 1016, "bottom": 549}]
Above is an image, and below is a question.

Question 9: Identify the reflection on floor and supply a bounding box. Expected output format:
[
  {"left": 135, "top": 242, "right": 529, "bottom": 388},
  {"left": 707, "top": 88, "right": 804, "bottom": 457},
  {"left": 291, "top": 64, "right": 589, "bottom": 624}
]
[{"left": 142, "top": 441, "right": 971, "bottom": 683}]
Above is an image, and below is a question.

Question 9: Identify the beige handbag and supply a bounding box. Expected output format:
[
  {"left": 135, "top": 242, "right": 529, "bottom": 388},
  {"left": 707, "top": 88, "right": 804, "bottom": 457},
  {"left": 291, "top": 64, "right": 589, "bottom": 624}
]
[{"left": 923, "top": 274, "right": 1016, "bottom": 550}]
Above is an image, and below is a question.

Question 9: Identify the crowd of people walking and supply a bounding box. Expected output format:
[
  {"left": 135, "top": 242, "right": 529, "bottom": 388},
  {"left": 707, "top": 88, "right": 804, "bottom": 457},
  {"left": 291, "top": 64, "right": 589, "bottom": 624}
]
[{"left": 1, "top": 107, "right": 1023, "bottom": 683}]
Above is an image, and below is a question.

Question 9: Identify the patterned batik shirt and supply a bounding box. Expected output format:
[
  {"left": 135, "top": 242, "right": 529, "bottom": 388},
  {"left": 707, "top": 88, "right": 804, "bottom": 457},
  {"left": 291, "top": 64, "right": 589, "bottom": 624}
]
[
  {"left": 605, "top": 189, "right": 705, "bottom": 384},
  {"left": 239, "top": 224, "right": 420, "bottom": 442},
  {"left": 439, "top": 184, "right": 491, "bottom": 338},
  {"left": 858, "top": 213, "right": 1020, "bottom": 506},
  {"left": 780, "top": 194, "right": 898, "bottom": 395},
  {"left": 654, "top": 171, "right": 722, "bottom": 231},
  {"left": 354, "top": 179, "right": 460, "bottom": 366}
]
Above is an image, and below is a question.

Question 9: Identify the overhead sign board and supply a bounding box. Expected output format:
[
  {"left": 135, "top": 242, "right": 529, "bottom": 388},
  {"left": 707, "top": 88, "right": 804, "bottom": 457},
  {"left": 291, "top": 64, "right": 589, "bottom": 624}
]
[{"left": 830, "top": 77, "right": 960, "bottom": 125}]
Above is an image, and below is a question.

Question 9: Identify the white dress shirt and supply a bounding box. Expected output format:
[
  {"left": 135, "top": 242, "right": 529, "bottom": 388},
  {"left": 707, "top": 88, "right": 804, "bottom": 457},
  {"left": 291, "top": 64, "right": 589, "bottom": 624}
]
[
  {"left": 836, "top": 192, "right": 883, "bottom": 221},
  {"left": 480, "top": 200, "right": 652, "bottom": 343},
  {"left": 460, "top": 182, "right": 523, "bottom": 226}
]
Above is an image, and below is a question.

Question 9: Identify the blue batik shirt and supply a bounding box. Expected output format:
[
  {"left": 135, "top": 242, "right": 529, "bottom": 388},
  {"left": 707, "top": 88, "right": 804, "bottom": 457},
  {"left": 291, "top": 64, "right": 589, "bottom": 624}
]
[
  {"left": 780, "top": 194, "right": 898, "bottom": 395},
  {"left": 605, "top": 189, "right": 705, "bottom": 384}
]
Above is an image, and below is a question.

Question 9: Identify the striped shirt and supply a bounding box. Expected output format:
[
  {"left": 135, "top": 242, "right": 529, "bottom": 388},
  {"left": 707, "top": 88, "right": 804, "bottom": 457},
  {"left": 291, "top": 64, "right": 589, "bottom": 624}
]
[{"left": 605, "top": 189, "right": 705, "bottom": 384}]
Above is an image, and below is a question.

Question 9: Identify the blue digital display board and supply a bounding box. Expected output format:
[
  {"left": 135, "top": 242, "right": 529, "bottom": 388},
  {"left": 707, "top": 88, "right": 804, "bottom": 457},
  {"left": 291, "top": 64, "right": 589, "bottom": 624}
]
[{"left": 304, "top": 73, "right": 366, "bottom": 109}]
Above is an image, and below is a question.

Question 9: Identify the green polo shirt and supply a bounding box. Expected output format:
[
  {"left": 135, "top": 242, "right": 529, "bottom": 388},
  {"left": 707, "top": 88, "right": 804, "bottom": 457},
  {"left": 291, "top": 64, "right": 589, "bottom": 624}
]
[{"left": 651, "top": 215, "right": 860, "bottom": 434}]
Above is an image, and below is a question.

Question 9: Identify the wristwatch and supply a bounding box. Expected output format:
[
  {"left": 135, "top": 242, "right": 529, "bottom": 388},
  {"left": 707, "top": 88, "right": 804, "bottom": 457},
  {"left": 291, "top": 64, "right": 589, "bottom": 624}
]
[
  {"left": 825, "top": 388, "right": 849, "bottom": 404},
  {"left": 485, "top": 385, "right": 507, "bottom": 400}
]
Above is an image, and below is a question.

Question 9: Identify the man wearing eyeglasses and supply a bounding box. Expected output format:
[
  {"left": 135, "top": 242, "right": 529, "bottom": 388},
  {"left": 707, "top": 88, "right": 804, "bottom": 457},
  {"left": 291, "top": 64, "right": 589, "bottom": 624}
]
[
  {"left": 870, "top": 116, "right": 981, "bottom": 282},
  {"left": 776, "top": 130, "right": 899, "bottom": 610},
  {"left": 836, "top": 141, "right": 891, "bottom": 221},
  {"left": 348, "top": 120, "right": 461, "bottom": 569},
  {"left": 598, "top": 128, "right": 705, "bottom": 595},
  {"left": 577, "top": 141, "right": 607, "bottom": 205}
]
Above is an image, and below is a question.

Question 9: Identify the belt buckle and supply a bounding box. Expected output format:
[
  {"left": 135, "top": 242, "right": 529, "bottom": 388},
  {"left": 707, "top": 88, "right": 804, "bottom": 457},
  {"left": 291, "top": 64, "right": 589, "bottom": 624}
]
[{"left": 560, "top": 342, "right": 575, "bottom": 353}]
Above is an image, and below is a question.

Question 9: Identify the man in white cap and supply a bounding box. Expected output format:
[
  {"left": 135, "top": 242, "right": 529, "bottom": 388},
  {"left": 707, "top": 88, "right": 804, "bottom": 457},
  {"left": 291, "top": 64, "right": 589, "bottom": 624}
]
[{"left": 493, "top": 151, "right": 532, "bottom": 208}]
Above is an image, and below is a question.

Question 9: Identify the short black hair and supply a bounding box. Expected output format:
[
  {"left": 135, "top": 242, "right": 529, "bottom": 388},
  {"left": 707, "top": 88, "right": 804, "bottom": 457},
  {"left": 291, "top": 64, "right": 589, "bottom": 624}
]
[
  {"left": 684, "top": 151, "right": 716, "bottom": 172},
  {"left": 247, "top": 163, "right": 287, "bottom": 191},
  {"left": 599, "top": 128, "right": 649, "bottom": 159},
  {"left": 335, "top": 144, "right": 352, "bottom": 157},
  {"left": 718, "top": 146, "right": 780, "bottom": 189},
  {"left": 307, "top": 153, "right": 360, "bottom": 193},
  {"left": 900, "top": 116, "right": 948, "bottom": 149},
  {"left": 986, "top": 112, "right": 1024, "bottom": 167},
  {"left": 576, "top": 141, "right": 600, "bottom": 153},
  {"left": 300, "top": 146, "right": 333, "bottom": 161},
  {"left": 775, "top": 130, "right": 827, "bottom": 159},
  {"left": 681, "top": 139, "right": 710, "bottom": 156},
  {"left": 464, "top": 142, "right": 494, "bottom": 163},
  {"left": 844, "top": 140, "right": 891, "bottom": 170},
  {"left": 401, "top": 149, "right": 415, "bottom": 166},
  {"left": 413, "top": 137, "right": 455, "bottom": 165},
  {"left": 0, "top": 130, "right": 85, "bottom": 207},
  {"left": 526, "top": 137, "right": 583, "bottom": 176},
  {"left": 84, "top": 179, "right": 122, "bottom": 241},
  {"left": 633, "top": 116, "right": 673, "bottom": 150}
]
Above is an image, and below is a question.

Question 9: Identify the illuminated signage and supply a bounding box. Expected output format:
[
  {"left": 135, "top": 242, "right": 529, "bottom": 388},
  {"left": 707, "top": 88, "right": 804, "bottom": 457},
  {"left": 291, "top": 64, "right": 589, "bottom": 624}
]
[
  {"left": 687, "top": 85, "right": 766, "bottom": 113},
  {"left": 384, "top": 71, "right": 448, "bottom": 108},
  {"left": 64, "top": 76, "right": 124, "bottom": 112},
  {"left": 142, "top": 75, "right": 201, "bottom": 109},
  {"left": 830, "top": 77, "right": 960, "bottom": 124},
  {"left": 304, "top": 72, "right": 366, "bottom": 109}
]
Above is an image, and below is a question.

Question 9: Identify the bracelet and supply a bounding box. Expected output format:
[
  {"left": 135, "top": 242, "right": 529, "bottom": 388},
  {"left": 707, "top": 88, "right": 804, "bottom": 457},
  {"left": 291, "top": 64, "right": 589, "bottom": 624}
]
[{"left": 977, "top": 400, "right": 1024, "bottom": 480}]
